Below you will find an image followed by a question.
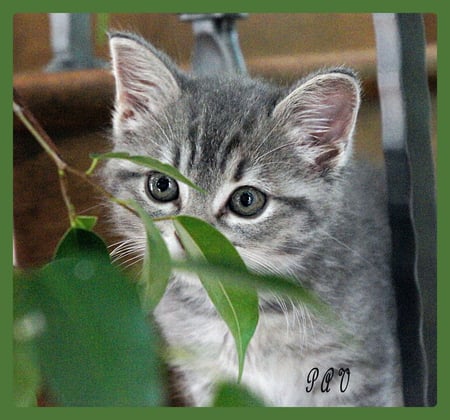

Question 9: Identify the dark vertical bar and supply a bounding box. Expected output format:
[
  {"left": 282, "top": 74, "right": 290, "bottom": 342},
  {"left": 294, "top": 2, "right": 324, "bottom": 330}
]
[
  {"left": 397, "top": 13, "right": 437, "bottom": 406},
  {"left": 373, "top": 13, "right": 436, "bottom": 406}
]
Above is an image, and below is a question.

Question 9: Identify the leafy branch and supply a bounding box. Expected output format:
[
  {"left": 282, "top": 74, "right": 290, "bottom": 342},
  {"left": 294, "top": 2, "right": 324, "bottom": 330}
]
[
  {"left": 13, "top": 87, "right": 260, "bottom": 394},
  {"left": 13, "top": 88, "right": 138, "bottom": 225},
  {"left": 13, "top": 88, "right": 333, "bottom": 406}
]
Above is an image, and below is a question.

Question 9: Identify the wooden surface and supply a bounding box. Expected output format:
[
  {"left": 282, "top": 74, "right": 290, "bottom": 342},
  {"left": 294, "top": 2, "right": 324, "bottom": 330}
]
[
  {"left": 13, "top": 131, "right": 110, "bottom": 268},
  {"left": 12, "top": 43, "right": 437, "bottom": 139},
  {"left": 13, "top": 70, "right": 114, "bottom": 139},
  {"left": 13, "top": 13, "right": 436, "bottom": 74}
]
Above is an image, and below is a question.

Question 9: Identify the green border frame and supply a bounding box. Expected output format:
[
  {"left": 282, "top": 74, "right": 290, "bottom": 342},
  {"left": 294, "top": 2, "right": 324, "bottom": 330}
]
[{"left": 5, "top": 1, "right": 445, "bottom": 419}]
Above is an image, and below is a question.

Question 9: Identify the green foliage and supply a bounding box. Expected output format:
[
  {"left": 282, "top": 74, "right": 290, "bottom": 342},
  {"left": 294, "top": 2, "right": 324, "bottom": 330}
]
[
  {"left": 212, "top": 382, "right": 265, "bottom": 407},
  {"left": 13, "top": 269, "right": 42, "bottom": 407},
  {"left": 16, "top": 227, "right": 166, "bottom": 406},
  {"left": 173, "top": 215, "right": 259, "bottom": 382},
  {"left": 53, "top": 225, "right": 108, "bottom": 261},
  {"left": 13, "top": 152, "right": 331, "bottom": 407},
  {"left": 127, "top": 200, "right": 171, "bottom": 311},
  {"left": 72, "top": 214, "right": 98, "bottom": 231},
  {"left": 14, "top": 340, "right": 40, "bottom": 407},
  {"left": 174, "top": 260, "right": 329, "bottom": 316}
]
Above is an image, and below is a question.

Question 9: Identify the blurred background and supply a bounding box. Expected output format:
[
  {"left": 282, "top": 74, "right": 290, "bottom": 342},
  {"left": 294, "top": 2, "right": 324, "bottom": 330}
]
[{"left": 13, "top": 13, "right": 437, "bottom": 268}]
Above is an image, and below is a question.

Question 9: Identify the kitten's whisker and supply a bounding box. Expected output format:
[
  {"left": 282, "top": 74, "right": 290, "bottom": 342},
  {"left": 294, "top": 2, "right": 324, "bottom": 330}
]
[
  {"left": 109, "top": 237, "right": 146, "bottom": 267},
  {"left": 147, "top": 115, "right": 172, "bottom": 151},
  {"left": 77, "top": 202, "right": 105, "bottom": 214},
  {"left": 252, "top": 119, "right": 282, "bottom": 159},
  {"left": 318, "top": 229, "right": 375, "bottom": 268},
  {"left": 254, "top": 141, "right": 302, "bottom": 164},
  {"left": 109, "top": 237, "right": 135, "bottom": 249},
  {"left": 110, "top": 241, "right": 142, "bottom": 256},
  {"left": 161, "top": 109, "right": 176, "bottom": 141},
  {"left": 121, "top": 253, "right": 145, "bottom": 269},
  {"left": 112, "top": 248, "right": 144, "bottom": 263}
]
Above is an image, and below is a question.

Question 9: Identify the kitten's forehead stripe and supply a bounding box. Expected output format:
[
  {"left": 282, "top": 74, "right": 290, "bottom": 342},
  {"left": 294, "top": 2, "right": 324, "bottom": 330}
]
[
  {"left": 187, "top": 117, "right": 202, "bottom": 167},
  {"left": 172, "top": 145, "right": 181, "bottom": 169},
  {"left": 188, "top": 135, "right": 197, "bottom": 167},
  {"left": 275, "top": 196, "right": 310, "bottom": 211},
  {"left": 233, "top": 158, "right": 248, "bottom": 182},
  {"left": 219, "top": 133, "right": 241, "bottom": 173}
]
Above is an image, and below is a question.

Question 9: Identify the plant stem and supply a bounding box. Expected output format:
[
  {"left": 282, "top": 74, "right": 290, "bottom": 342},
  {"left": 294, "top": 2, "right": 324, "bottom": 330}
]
[
  {"left": 13, "top": 88, "right": 139, "bottom": 220},
  {"left": 85, "top": 157, "right": 99, "bottom": 176},
  {"left": 58, "top": 169, "right": 77, "bottom": 226},
  {"left": 64, "top": 165, "right": 139, "bottom": 216},
  {"left": 13, "top": 89, "right": 66, "bottom": 171}
]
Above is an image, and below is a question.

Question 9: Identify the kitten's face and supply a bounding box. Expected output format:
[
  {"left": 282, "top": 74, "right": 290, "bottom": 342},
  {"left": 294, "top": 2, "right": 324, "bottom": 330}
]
[{"left": 105, "top": 33, "right": 360, "bottom": 279}]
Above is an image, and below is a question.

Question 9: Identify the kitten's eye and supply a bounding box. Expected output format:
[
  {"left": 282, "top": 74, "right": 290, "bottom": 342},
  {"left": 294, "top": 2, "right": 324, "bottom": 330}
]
[
  {"left": 229, "top": 186, "right": 267, "bottom": 217},
  {"left": 146, "top": 172, "right": 179, "bottom": 202}
]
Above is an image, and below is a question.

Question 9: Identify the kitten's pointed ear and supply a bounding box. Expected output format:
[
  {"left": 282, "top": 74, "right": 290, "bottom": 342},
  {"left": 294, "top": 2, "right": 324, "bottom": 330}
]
[
  {"left": 273, "top": 70, "right": 360, "bottom": 173},
  {"left": 109, "top": 33, "right": 180, "bottom": 126}
]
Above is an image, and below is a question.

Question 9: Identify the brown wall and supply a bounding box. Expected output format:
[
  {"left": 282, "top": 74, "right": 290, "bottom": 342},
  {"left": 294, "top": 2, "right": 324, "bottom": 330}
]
[{"left": 14, "top": 13, "right": 437, "bottom": 73}]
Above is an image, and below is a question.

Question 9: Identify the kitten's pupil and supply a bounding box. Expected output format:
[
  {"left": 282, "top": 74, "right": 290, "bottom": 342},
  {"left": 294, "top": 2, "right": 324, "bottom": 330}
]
[
  {"left": 156, "top": 177, "right": 170, "bottom": 192},
  {"left": 240, "top": 192, "right": 254, "bottom": 207}
]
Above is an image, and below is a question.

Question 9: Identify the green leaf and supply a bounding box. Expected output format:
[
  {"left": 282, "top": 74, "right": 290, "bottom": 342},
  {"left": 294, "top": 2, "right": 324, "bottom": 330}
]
[
  {"left": 72, "top": 215, "right": 98, "bottom": 231},
  {"left": 13, "top": 270, "right": 42, "bottom": 407},
  {"left": 28, "top": 228, "right": 166, "bottom": 406},
  {"left": 32, "top": 255, "right": 166, "bottom": 406},
  {"left": 53, "top": 227, "right": 109, "bottom": 262},
  {"left": 174, "top": 260, "right": 337, "bottom": 328},
  {"left": 173, "top": 215, "right": 259, "bottom": 382},
  {"left": 126, "top": 200, "right": 171, "bottom": 310},
  {"left": 14, "top": 340, "right": 40, "bottom": 407},
  {"left": 212, "top": 382, "right": 265, "bottom": 407},
  {"left": 91, "top": 152, "right": 205, "bottom": 194}
]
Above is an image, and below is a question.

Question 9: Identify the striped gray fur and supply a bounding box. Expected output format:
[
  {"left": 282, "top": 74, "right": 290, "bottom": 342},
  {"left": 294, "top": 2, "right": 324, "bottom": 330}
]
[{"left": 102, "top": 32, "right": 403, "bottom": 407}]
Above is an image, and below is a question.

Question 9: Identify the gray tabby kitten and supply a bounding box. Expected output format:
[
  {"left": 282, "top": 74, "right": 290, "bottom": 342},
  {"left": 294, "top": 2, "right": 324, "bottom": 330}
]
[{"left": 103, "top": 32, "right": 403, "bottom": 406}]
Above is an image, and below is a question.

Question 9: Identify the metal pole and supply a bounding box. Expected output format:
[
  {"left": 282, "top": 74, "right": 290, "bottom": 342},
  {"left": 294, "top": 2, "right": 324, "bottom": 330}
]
[
  {"left": 46, "top": 13, "right": 106, "bottom": 72},
  {"left": 180, "top": 13, "right": 247, "bottom": 76}
]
